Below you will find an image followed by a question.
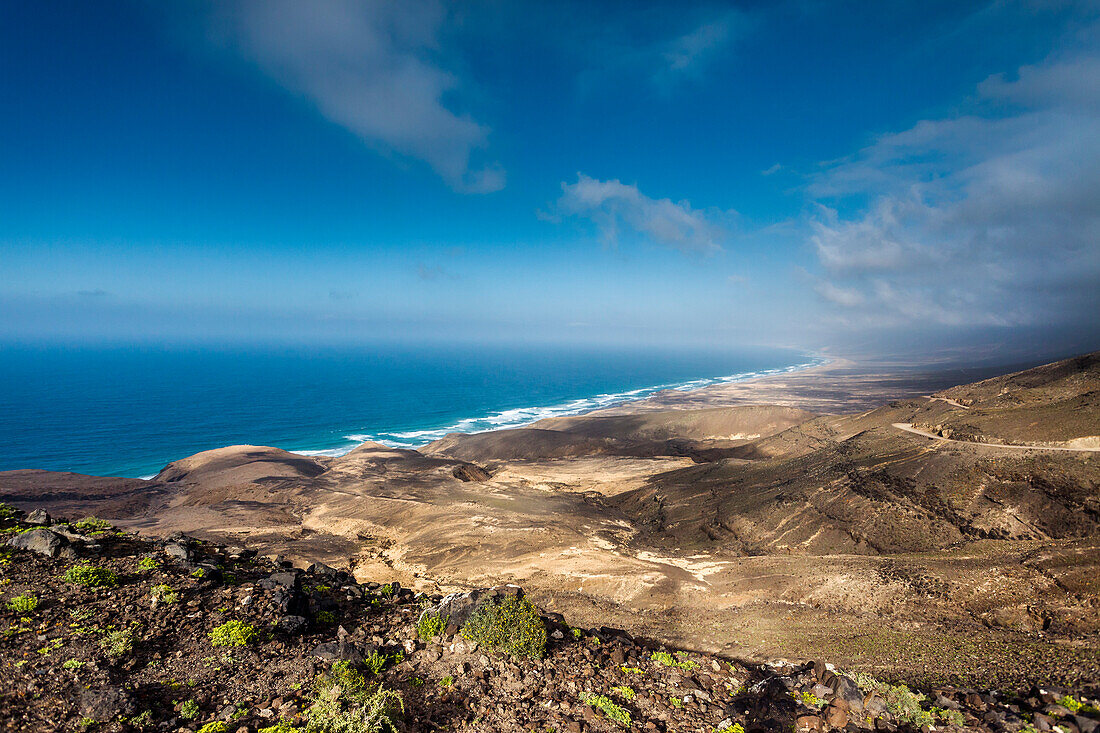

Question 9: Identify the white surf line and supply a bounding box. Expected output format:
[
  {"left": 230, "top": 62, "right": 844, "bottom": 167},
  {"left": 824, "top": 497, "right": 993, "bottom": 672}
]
[{"left": 892, "top": 423, "right": 1100, "bottom": 453}]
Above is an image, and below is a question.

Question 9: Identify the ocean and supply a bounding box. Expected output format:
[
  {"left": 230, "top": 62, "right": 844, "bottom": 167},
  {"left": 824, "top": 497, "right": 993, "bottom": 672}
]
[{"left": 0, "top": 342, "right": 814, "bottom": 478}]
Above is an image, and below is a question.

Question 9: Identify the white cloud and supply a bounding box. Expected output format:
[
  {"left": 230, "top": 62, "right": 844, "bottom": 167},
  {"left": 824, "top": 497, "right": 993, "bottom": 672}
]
[
  {"left": 213, "top": 0, "right": 502, "bottom": 193},
  {"left": 814, "top": 280, "right": 864, "bottom": 307},
  {"left": 807, "top": 37, "right": 1100, "bottom": 330},
  {"left": 557, "top": 174, "right": 727, "bottom": 254},
  {"left": 662, "top": 13, "right": 742, "bottom": 76}
]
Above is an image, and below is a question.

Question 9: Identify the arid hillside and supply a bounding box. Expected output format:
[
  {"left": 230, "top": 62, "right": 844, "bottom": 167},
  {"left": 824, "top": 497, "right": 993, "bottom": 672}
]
[{"left": 2, "top": 353, "right": 1099, "bottom": 688}]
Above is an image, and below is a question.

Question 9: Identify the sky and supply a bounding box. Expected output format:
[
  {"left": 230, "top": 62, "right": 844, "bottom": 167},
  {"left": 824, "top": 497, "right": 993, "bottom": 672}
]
[{"left": 2, "top": 0, "right": 1099, "bottom": 361}]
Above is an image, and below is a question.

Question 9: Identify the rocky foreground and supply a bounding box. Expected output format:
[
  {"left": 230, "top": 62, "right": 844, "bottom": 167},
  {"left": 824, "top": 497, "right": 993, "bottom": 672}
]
[{"left": 3, "top": 506, "right": 1099, "bottom": 733}]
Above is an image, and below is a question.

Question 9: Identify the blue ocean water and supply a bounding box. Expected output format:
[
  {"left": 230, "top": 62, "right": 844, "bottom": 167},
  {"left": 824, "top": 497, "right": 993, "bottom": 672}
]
[{"left": 0, "top": 343, "right": 814, "bottom": 478}]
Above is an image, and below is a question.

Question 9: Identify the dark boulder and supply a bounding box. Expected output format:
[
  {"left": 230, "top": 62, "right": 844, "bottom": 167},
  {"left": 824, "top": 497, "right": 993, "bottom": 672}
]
[{"left": 8, "top": 528, "right": 67, "bottom": 558}]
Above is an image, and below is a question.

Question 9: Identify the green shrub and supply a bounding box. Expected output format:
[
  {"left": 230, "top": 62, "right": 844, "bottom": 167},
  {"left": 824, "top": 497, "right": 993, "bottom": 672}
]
[
  {"left": 798, "top": 690, "right": 826, "bottom": 709},
  {"left": 64, "top": 564, "right": 119, "bottom": 587},
  {"left": 209, "top": 620, "right": 257, "bottom": 647},
  {"left": 307, "top": 662, "right": 404, "bottom": 733},
  {"left": 128, "top": 710, "right": 153, "bottom": 730},
  {"left": 196, "top": 723, "right": 227, "bottom": 733},
  {"left": 650, "top": 650, "right": 698, "bottom": 670},
  {"left": 258, "top": 722, "right": 303, "bottom": 733},
  {"left": 137, "top": 557, "right": 159, "bottom": 571},
  {"left": 460, "top": 594, "right": 546, "bottom": 659},
  {"left": 316, "top": 610, "right": 336, "bottom": 623},
  {"left": 6, "top": 593, "right": 38, "bottom": 614},
  {"left": 150, "top": 584, "right": 178, "bottom": 605},
  {"left": 100, "top": 627, "right": 134, "bottom": 658},
  {"left": 580, "top": 692, "right": 631, "bottom": 727},
  {"left": 851, "top": 672, "right": 933, "bottom": 728},
  {"left": 611, "top": 685, "right": 636, "bottom": 700},
  {"left": 439, "top": 675, "right": 454, "bottom": 688},
  {"left": 416, "top": 610, "right": 448, "bottom": 641},
  {"left": 62, "top": 658, "right": 85, "bottom": 670},
  {"left": 363, "top": 650, "right": 390, "bottom": 676},
  {"left": 72, "top": 517, "right": 112, "bottom": 533},
  {"left": 378, "top": 583, "right": 395, "bottom": 597},
  {"left": 934, "top": 707, "right": 966, "bottom": 727},
  {"left": 1058, "top": 695, "right": 1083, "bottom": 713},
  {"left": 178, "top": 699, "right": 199, "bottom": 720},
  {"left": 0, "top": 503, "right": 15, "bottom": 520}
]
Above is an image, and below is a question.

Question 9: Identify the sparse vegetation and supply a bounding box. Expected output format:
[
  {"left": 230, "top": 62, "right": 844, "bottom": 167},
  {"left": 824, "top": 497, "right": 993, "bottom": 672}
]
[
  {"left": 5, "top": 593, "right": 38, "bottom": 614},
  {"left": 650, "top": 650, "right": 699, "bottom": 670},
  {"left": 460, "top": 594, "right": 547, "bottom": 659},
  {"left": 196, "top": 722, "right": 227, "bottom": 733},
  {"left": 100, "top": 627, "right": 135, "bottom": 658},
  {"left": 797, "top": 690, "right": 826, "bottom": 709},
  {"left": 150, "top": 583, "right": 178, "bottom": 605},
  {"left": 307, "top": 661, "right": 404, "bottom": 733},
  {"left": 71, "top": 517, "right": 112, "bottom": 534},
  {"left": 851, "top": 672, "right": 934, "bottom": 728},
  {"left": 137, "top": 557, "right": 159, "bottom": 571},
  {"left": 580, "top": 692, "right": 631, "bottom": 727},
  {"left": 178, "top": 699, "right": 199, "bottom": 720},
  {"left": 259, "top": 722, "right": 302, "bottom": 733},
  {"left": 416, "top": 609, "right": 448, "bottom": 641},
  {"left": 64, "top": 563, "right": 118, "bottom": 587},
  {"left": 610, "top": 685, "right": 636, "bottom": 700},
  {"left": 209, "top": 620, "right": 257, "bottom": 647}
]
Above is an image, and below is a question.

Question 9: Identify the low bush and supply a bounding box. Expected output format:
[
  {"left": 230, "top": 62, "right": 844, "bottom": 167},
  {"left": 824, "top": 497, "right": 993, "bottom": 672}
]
[
  {"left": 71, "top": 517, "right": 112, "bottom": 533},
  {"left": 460, "top": 594, "right": 546, "bottom": 659},
  {"left": 650, "top": 650, "right": 699, "bottom": 671},
  {"left": 307, "top": 661, "right": 404, "bottom": 733},
  {"left": 64, "top": 564, "right": 119, "bottom": 588},
  {"left": 209, "top": 620, "right": 257, "bottom": 647},
  {"left": 851, "top": 671, "right": 934, "bottom": 728},
  {"left": 196, "top": 723, "right": 227, "bottom": 733},
  {"left": 100, "top": 627, "right": 135, "bottom": 658},
  {"left": 416, "top": 610, "right": 448, "bottom": 641},
  {"left": 150, "top": 584, "right": 178, "bottom": 605},
  {"left": 611, "top": 685, "right": 636, "bottom": 700},
  {"left": 258, "top": 722, "right": 303, "bottom": 733},
  {"left": 6, "top": 593, "right": 38, "bottom": 614},
  {"left": 580, "top": 692, "right": 631, "bottom": 726}
]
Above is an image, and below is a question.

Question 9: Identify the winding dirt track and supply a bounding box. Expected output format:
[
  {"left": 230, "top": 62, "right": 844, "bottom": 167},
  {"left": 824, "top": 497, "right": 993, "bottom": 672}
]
[{"left": 891, "top": 422, "right": 1100, "bottom": 452}]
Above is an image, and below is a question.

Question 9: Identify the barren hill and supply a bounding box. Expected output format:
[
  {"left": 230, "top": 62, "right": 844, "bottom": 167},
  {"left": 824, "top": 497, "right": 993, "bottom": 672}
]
[{"left": 2, "top": 353, "right": 1099, "bottom": 688}]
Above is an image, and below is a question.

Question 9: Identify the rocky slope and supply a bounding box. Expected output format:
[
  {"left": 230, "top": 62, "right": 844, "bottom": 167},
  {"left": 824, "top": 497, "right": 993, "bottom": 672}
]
[
  {"left": 3, "top": 508, "right": 1098, "bottom": 733},
  {"left": 1, "top": 353, "right": 1098, "bottom": 694}
]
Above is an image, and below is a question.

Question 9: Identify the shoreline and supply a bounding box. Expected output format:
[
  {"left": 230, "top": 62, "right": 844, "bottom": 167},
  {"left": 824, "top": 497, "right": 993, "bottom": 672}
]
[{"left": 288, "top": 353, "right": 829, "bottom": 458}]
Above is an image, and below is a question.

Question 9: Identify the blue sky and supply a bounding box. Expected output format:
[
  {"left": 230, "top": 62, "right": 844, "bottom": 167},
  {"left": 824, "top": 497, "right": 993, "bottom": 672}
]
[{"left": 2, "top": 1, "right": 1098, "bottom": 358}]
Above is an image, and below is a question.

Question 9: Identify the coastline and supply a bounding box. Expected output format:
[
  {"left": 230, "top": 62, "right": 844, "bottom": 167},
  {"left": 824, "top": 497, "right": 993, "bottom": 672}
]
[
  {"left": 599, "top": 355, "right": 1015, "bottom": 415},
  {"left": 290, "top": 353, "right": 829, "bottom": 458}
]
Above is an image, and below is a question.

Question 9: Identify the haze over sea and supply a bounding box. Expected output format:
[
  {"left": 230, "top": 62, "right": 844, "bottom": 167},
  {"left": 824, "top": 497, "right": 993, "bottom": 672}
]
[{"left": 0, "top": 343, "right": 812, "bottom": 479}]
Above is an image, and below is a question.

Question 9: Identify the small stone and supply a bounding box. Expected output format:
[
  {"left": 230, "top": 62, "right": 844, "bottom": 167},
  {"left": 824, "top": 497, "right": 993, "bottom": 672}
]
[
  {"left": 824, "top": 703, "right": 849, "bottom": 729},
  {"left": 277, "top": 615, "right": 308, "bottom": 634},
  {"left": 26, "top": 509, "right": 51, "bottom": 525},
  {"left": 796, "top": 714, "right": 824, "bottom": 731}
]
